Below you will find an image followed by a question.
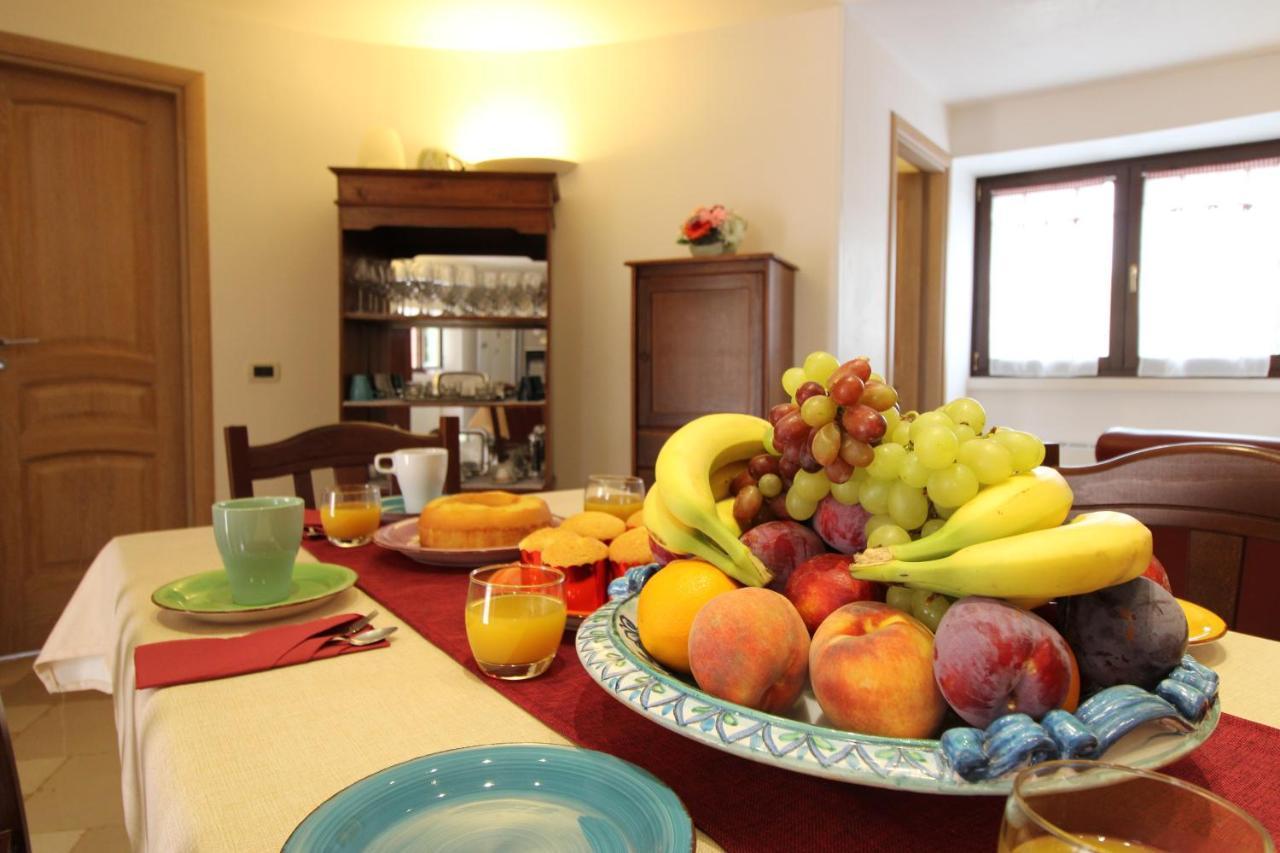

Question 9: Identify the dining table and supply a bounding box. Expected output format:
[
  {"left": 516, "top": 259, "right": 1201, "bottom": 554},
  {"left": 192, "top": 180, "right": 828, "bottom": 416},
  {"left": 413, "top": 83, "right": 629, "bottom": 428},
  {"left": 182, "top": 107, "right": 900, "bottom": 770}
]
[{"left": 32, "top": 488, "right": 1280, "bottom": 852}]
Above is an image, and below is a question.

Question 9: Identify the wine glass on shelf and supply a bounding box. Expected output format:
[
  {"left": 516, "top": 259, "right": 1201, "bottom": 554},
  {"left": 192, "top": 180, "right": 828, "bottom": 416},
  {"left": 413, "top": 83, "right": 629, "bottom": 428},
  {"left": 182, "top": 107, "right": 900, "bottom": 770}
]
[
  {"left": 517, "top": 270, "right": 540, "bottom": 317},
  {"left": 433, "top": 261, "right": 456, "bottom": 316},
  {"left": 998, "top": 760, "right": 1274, "bottom": 853}
]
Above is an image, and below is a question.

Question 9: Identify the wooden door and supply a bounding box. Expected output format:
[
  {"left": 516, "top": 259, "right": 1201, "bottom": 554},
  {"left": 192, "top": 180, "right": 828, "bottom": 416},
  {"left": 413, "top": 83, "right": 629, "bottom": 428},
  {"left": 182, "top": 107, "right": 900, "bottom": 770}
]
[
  {"left": 0, "top": 59, "right": 190, "bottom": 652},
  {"left": 887, "top": 114, "right": 949, "bottom": 413}
]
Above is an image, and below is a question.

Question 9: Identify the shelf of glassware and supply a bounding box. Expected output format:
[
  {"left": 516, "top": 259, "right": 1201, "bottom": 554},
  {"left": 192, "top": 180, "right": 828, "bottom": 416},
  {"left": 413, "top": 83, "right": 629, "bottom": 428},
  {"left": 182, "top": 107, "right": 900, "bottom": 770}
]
[
  {"left": 342, "top": 399, "right": 546, "bottom": 409},
  {"left": 343, "top": 313, "right": 547, "bottom": 329}
]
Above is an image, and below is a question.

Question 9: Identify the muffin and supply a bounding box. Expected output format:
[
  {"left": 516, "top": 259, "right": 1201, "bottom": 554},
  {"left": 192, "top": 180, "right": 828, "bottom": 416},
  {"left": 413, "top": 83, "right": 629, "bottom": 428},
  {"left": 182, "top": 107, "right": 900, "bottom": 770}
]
[
  {"left": 625, "top": 509, "right": 645, "bottom": 530},
  {"left": 608, "top": 526, "right": 654, "bottom": 580},
  {"left": 541, "top": 533, "right": 609, "bottom": 614},
  {"left": 559, "top": 510, "right": 626, "bottom": 544},
  {"left": 518, "top": 526, "right": 573, "bottom": 566}
]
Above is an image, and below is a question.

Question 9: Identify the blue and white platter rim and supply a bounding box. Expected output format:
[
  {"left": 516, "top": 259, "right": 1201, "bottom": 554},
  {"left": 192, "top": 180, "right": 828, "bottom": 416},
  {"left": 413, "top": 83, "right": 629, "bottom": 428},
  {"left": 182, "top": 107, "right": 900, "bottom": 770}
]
[{"left": 576, "top": 594, "right": 1220, "bottom": 796}]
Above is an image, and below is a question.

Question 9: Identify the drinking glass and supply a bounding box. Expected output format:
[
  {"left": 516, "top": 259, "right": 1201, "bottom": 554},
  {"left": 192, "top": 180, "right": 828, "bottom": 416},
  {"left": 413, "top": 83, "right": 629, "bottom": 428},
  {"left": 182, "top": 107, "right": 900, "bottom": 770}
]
[
  {"left": 319, "top": 484, "right": 382, "bottom": 548},
  {"left": 517, "top": 270, "right": 540, "bottom": 317},
  {"left": 465, "top": 564, "right": 567, "bottom": 680},
  {"left": 998, "top": 760, "right": 1274, "bottom": 853},
  {"left": 583, "top": 474, "right": 646, "bottom": 522}
]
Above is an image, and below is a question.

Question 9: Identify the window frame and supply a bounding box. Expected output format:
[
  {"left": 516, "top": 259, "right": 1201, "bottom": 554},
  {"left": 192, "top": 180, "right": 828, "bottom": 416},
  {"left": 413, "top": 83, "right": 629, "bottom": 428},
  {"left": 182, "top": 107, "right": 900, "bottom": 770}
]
[{"left": 972, "top": 138, "right": 1280, "bottom": 378}]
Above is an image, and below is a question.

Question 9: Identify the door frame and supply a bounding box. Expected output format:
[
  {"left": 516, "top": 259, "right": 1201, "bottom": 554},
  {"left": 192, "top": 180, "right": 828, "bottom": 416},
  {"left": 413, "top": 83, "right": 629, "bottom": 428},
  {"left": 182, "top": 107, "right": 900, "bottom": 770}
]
[
  {"left": 0, "top": 31, "right": 214, "bottom": 522},
  {"left": 885, "top": 112, "right": 950, "bottom": 411}
]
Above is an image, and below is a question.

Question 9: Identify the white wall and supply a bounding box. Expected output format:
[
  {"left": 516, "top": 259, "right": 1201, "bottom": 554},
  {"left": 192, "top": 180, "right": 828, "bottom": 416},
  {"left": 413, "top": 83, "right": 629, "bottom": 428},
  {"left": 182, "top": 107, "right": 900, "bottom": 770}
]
[
  {"left": 407, "top": 9, "right": 846, "bottom": 485},
  {"left": 837, "top": 15, "right": 949, "bottom": 369},
  {"left": 2, "top": 2, "right": 846, "bottom": 494},
  {"left": 945, "top": 54, "right": 1280, "bottom": 462}
]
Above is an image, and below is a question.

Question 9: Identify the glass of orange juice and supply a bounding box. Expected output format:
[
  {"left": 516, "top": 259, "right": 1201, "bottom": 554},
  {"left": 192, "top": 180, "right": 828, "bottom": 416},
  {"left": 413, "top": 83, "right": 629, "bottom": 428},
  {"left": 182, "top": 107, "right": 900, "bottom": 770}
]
[
  {"left": 998, "top": 759, "right": 1273, "bottom": 853},
  {"left": 319, "top": 484, "right": 382, "bottom": 548},
  {"left": 465, "top": 563, "right": 566, "bottom": 680},
  {"left": 583, "top": 474, "right": 645, "bottom": 522}
]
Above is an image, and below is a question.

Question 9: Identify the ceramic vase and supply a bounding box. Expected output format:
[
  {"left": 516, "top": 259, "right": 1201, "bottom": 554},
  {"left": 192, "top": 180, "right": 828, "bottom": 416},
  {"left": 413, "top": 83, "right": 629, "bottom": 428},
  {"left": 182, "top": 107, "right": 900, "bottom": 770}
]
[{"left": 688, "top": 242, "right": 736, "bottom": 257}]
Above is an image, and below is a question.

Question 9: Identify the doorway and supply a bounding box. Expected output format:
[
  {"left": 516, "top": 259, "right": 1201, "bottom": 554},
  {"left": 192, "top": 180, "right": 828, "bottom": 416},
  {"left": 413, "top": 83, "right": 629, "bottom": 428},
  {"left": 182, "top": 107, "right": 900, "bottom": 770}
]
[
  {"left": 886, "top": 113, "right": 950, "bottom": 413},
  {"left": 0, "top": 33, "right": 212, "bottom": 653}
]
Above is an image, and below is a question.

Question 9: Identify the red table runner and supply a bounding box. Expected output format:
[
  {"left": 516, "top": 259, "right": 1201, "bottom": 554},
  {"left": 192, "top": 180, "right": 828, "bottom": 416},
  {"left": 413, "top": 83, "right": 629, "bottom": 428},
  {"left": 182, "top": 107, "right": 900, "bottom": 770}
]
[{"left": 303, "top": 539, "right": 1280, "bottom": 850}]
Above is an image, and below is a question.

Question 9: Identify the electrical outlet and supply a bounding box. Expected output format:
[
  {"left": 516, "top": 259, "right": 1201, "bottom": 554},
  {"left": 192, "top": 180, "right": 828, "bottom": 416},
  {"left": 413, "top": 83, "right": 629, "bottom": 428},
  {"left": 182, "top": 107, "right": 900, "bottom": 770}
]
[{"left": 250, "top": 363, "right": 280, "bottom": 382}]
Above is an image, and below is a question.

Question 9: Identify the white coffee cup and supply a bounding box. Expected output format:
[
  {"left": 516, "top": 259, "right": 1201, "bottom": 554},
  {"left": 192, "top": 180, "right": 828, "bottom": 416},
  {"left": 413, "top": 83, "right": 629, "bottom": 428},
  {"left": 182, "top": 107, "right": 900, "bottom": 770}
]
[{"left": 374, "top": 447, "right": 448, "bottom": 514}]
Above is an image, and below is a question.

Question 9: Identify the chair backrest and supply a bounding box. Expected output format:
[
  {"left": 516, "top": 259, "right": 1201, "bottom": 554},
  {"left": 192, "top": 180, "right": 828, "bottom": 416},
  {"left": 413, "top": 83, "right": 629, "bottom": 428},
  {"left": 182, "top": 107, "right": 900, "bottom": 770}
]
[
  {"left": 1058, "top": 443, "right": 1280, "bottom": 639},
  {"left": 224, "top": 418, "right": 461, "bottom": 508},
  {"left": 1, "top": 696, "right": 31, "bottom": 853},
  {"left": 1096, "top": 427, "right": 1280, "bottom": 462}
]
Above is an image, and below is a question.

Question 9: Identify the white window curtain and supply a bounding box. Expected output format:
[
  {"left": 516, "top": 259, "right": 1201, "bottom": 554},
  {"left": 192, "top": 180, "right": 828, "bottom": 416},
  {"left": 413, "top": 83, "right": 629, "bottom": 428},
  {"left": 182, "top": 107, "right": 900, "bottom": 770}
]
[
  {"left": 1137, "top": 157, "right": 1280, "bottom": 377},
  {"left": 988, "top": 178, "right": 1114, "bottom": 377}
]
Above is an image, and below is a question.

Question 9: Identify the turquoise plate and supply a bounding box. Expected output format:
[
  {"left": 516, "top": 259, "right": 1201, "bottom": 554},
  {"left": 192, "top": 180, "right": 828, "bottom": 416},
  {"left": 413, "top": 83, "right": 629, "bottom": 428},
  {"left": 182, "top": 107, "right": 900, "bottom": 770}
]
[
  {"left": 151, "top": 563, "right": 357, "bottom": 624},
  {"left": 283, "top": 743, "right": 694, "bottom": 852}
]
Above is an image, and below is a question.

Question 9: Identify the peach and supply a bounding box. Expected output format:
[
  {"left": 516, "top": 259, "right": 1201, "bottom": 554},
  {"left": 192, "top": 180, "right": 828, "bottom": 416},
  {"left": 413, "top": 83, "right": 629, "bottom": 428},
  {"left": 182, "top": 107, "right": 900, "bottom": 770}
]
[
  {"left": 784, "top": 553, "right": 885, "bottom": 634},
  {"left": 933, "top": 596, "right": 1075, "bottom": 728},
  {"left": 688, "top": 587, "right": 810, "bottom": 714},
  {"left": 809, "top": 601, "right": 946, "bottom": 739}
]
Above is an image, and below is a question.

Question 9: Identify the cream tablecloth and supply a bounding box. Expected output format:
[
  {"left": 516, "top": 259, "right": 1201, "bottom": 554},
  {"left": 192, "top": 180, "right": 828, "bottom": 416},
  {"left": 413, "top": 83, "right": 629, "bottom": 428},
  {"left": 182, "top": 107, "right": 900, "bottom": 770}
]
[{"left": 34, "top": 489, "right": 1278, "bottom": 851}]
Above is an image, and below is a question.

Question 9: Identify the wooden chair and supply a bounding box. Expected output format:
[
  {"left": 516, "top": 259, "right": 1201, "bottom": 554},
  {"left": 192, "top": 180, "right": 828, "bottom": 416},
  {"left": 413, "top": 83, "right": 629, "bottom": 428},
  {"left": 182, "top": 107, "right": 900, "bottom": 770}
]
[
  {"left": 1, "top": 696, "right": 31, "bottom": 853},
  {"left": 1096, "top": 427, "right": 1280, "bottom": 462},
  {"left": 224, "top": 419, "right": 461, "bottom": 508},
  {"left": 1057, "top": 443, "right": 1280, "bottom": 640}
]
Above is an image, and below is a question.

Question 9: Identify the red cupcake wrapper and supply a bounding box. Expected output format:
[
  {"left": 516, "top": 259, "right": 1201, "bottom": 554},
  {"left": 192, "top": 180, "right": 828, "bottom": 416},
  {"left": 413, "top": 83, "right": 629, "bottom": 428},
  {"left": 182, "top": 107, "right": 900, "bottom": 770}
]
[
  {"left": 549, "top": 557, "right": 609, "bottom": 615},
  {"left": 608, "top": 559, "right": 649, "bottom": 581}
]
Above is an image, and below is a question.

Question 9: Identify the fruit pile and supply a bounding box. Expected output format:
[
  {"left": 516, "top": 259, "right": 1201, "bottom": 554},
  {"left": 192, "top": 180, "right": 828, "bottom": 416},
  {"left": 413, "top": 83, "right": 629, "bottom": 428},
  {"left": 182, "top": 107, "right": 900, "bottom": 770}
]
[{"left": 637, "top": 353, "right": 1193, "bottom": 754}]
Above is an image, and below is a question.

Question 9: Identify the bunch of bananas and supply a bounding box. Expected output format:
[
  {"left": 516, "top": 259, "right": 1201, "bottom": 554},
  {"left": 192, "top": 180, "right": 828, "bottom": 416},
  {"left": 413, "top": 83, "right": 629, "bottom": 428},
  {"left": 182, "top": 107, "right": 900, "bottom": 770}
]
[
  {"left": 645, "top": 414, "right": 774, "bottom": 587},
  {"left": 851, "top": 467, "right": 1153, "bottom": 600}
]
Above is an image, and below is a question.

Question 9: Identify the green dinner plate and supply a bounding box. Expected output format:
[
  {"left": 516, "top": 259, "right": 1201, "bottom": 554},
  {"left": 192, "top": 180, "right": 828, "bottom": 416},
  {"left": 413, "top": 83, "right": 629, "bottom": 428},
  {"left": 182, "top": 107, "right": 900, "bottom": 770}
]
[{"left": 151, "top": 563, "right": 358, "bottom": 624}]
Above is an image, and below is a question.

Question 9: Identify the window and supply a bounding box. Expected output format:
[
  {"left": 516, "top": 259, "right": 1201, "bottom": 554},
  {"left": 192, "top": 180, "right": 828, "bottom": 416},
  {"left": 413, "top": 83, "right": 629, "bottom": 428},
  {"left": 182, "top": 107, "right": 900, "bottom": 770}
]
[
  {"left": 410, "top": 327, "right": 442, "bottom": 370},
  {"left": 972, "top": 140, "right": 1280, "bottom": 378}
]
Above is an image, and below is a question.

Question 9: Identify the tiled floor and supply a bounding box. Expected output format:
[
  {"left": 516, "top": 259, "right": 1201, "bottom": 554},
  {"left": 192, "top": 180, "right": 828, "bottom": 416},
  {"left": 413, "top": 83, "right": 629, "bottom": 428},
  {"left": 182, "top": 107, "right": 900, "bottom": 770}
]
[{"left": 1, "top": 654, "right": 131, "bottom": 852}]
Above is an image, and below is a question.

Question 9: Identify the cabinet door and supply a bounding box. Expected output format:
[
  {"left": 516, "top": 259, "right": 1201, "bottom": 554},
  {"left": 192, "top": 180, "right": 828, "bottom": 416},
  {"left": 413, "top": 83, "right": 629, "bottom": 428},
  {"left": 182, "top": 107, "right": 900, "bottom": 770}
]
[{"left": 636, "top": 270, "right": 764, "bottom": 428}]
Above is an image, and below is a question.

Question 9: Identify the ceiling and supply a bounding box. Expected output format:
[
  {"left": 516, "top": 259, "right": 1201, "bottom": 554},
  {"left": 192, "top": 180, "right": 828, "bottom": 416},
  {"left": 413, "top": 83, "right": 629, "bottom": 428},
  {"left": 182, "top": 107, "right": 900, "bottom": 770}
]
[
  {"left": 846, "top": 0, "right": 1280, "bottom": 103},
  {"left": 189, "top": 0, "right": 1280, "bottom": 100},
  {"left": 188, "top": 0, "right": 836, "bottom": 52}
]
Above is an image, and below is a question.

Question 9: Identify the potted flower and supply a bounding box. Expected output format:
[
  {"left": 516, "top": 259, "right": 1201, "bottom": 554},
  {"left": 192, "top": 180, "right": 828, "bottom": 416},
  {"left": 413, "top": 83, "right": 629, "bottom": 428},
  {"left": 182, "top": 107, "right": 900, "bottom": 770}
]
[{"left": 677, "top": 205, "right": 747, "bottom": 256}]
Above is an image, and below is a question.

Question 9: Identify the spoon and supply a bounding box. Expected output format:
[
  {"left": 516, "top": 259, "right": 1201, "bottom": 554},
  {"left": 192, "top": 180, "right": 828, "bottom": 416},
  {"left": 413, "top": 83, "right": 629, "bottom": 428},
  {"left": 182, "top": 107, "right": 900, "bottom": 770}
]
[{"left": 326, "top": 625, "right": 397, "bottom": 646}]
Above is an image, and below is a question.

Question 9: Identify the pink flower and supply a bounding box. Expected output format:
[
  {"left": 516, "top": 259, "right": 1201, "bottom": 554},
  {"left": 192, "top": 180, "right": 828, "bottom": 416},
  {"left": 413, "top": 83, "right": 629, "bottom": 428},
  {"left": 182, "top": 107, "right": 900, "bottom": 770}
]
[{"left": 707, "top": 205, "right": 728, "bottom": 227}]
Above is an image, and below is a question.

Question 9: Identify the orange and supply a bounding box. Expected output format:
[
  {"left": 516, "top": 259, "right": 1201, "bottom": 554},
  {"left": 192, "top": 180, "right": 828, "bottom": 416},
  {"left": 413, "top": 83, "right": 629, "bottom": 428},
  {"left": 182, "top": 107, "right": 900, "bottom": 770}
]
[{"left": 635, "top": 559, "right": 739, "bottom": 673}]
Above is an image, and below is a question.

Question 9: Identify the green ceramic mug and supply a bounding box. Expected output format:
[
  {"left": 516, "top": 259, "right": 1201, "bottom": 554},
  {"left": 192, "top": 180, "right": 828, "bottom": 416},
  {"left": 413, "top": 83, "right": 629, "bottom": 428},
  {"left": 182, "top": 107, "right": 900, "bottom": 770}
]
[{"left": 211, "top": 496, "right": 304, "bottom": 605}]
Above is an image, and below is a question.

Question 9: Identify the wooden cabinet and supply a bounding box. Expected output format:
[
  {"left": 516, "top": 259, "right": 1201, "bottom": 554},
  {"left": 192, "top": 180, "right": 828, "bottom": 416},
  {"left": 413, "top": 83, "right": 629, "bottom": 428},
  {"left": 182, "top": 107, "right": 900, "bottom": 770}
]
[
  {"left": 628, "top": 254, "right": 795, "bottom": 485},
  {"left": 332, "top": 168, "right": 559, "bottom": 491}
]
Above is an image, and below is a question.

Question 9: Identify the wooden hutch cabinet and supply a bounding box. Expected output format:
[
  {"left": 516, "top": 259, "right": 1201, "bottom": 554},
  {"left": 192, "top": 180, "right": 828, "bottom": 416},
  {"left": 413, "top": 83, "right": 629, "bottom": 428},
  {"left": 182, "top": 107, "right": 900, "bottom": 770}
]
[
  {"left": 628, "top": 254, "right": 796, "bottom": 485},
  {"left": 332, "top": 168, "right": 559, "bottom": 491}
]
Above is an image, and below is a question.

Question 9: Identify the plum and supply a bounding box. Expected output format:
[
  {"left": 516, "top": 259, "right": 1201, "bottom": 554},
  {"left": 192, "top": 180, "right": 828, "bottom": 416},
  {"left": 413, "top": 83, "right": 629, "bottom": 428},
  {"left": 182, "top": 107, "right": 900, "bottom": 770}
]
[
  {"left": 784, "top": 553, "right": 884, "bottom": 633},
  {"left": 739, "top": 521, "right": 827, "bottom": 592},
  {"left": 811, "top": 496, "right": 873, "bottom": 554},
  {"left": 933, "top": 596, "right": 1076, "bottom": 728},
  {"left": 1059, "top": 576, "right": 1188, "bottom": 691}
]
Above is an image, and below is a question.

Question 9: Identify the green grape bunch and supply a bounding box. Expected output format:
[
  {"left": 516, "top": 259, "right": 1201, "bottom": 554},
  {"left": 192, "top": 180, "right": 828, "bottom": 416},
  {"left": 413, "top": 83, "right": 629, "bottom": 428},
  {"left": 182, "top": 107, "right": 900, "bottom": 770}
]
[{"left": 725, "top": 350, "right": 1048, "bottom": 543}]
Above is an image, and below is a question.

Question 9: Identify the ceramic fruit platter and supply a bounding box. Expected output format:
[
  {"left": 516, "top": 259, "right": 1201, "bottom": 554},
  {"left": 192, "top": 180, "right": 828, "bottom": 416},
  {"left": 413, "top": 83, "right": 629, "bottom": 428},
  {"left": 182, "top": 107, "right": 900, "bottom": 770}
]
[
  {"left": 282, "top": 743, "right": 693, "bottom": 852},
  {"left": 151, "top": 563, "right": 357, "bottom": 624},
  {"left": 373, "top": 516, "right": 562, "bottom": 568},
  {"left": 583, "top": 348, "right": 1226, "bottom": 795},
  {"left": 578, "top": 594, "right": 1219, "bottom": 796}
]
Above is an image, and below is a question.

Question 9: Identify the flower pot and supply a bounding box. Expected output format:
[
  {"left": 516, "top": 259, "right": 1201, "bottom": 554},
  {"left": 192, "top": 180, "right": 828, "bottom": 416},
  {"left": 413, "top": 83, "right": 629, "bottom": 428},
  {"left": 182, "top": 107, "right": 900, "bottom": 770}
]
[{"left": 689, "top": 242, "right": 736, "bottom": 257}]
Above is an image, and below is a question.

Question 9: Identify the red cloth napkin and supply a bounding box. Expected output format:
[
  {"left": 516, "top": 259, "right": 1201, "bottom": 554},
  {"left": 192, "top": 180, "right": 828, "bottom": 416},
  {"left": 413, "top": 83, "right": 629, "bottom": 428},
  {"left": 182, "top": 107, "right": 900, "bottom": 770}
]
[{"left": 134, "top": 612, "right": 388, "bottom": 689}]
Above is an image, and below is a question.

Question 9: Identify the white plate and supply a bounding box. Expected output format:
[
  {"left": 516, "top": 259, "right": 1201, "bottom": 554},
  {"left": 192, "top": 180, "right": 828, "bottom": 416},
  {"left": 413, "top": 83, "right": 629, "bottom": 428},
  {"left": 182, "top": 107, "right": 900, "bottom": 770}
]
[{"left": 373, "top": 517, "right": 561, "bottom": 568}]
